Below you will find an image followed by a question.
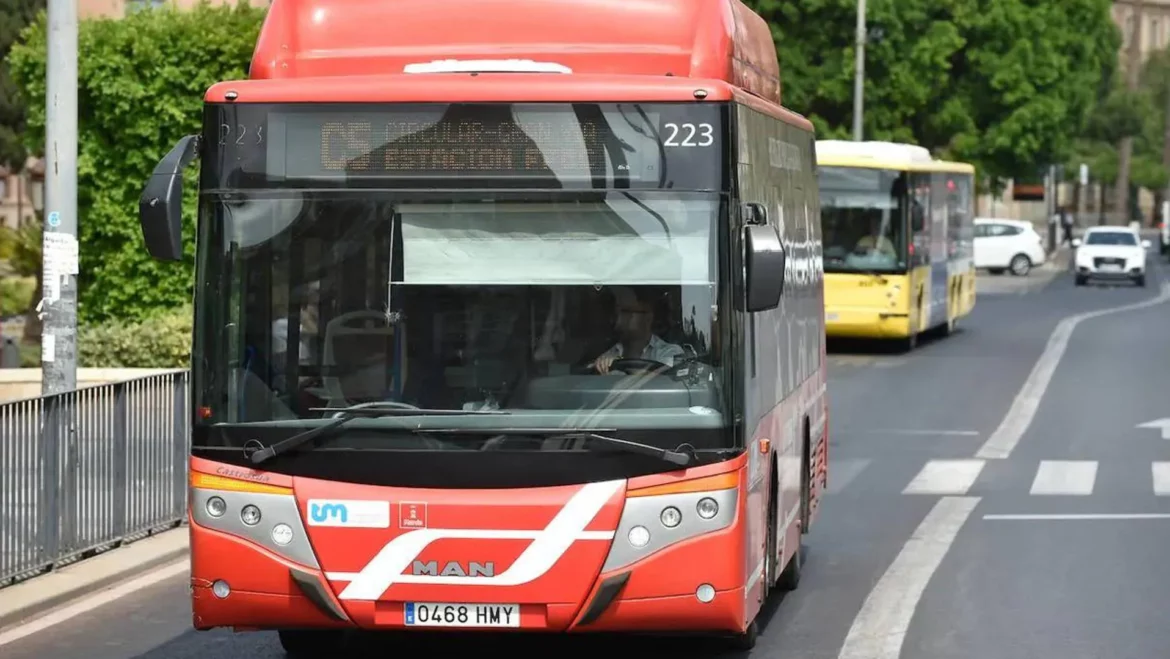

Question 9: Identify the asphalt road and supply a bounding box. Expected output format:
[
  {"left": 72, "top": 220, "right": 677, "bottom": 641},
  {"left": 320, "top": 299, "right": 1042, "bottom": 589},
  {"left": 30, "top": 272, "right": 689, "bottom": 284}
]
[{"left": 5, "top": 252, "right": 1170, "bottom": 659}]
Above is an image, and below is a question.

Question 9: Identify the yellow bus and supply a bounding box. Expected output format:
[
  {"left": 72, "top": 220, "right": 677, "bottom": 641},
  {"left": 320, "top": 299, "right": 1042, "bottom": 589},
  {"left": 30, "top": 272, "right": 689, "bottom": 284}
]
[{"left": 814, "top": 140, "right": 976, "bottom": 349}]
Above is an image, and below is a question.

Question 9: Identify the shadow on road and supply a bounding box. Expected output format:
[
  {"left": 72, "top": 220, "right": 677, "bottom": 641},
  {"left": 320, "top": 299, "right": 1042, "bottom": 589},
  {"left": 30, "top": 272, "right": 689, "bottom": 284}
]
[
  {"left": 129, "top": 590, "right": 803, "bottom": 659},
  {"left": 828, "top": 324, "right": 959, "bottom": 357}
]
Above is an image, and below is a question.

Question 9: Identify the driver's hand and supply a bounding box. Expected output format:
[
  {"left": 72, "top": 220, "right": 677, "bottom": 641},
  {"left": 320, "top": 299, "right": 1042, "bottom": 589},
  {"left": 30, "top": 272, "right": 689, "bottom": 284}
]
[{"left": 593, "top": 355, "right": 616, "bottom": 374}]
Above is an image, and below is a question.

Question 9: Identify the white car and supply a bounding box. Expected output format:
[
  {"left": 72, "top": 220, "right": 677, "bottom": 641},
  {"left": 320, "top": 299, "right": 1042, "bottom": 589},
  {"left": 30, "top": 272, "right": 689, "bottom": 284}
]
[
  {"left": 973, "top": 218, "right": 1047, "bottom": 276},
  {"left": 1072, "top": 226, "right": 1150, "bottom": 287}
]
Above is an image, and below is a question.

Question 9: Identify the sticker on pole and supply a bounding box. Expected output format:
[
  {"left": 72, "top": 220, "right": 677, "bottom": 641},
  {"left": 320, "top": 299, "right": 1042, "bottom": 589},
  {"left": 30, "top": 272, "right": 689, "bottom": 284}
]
[{"left": 47, "top": 211, "right": 60, "bottom": 228}]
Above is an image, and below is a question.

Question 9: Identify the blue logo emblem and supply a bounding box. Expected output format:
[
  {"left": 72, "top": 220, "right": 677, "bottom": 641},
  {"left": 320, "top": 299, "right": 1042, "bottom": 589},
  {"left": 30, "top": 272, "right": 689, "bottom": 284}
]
[{"left": 310, "top": 503, "right": 348, "bottom": 523}]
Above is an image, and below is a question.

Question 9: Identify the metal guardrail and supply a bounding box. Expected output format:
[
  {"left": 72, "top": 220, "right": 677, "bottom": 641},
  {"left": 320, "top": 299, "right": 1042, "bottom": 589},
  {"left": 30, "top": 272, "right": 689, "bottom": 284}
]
[{"left": 0, "top": 370, "right": 190, "bottom": 587}]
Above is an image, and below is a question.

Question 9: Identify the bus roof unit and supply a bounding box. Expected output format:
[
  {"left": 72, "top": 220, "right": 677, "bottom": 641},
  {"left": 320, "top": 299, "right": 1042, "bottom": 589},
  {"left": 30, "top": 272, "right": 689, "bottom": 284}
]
[
  {"left": 815, "top": 140, "right": 934, "bottom": 165},
  {"left": 248, "top": 0, "right": 782, "bottom": 104}
]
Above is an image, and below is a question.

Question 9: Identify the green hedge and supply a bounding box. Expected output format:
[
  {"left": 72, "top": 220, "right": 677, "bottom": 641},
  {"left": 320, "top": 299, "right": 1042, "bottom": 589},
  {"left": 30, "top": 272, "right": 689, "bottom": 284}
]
[
  {"left": 77, "top": 304, "right": 192, "bottom": 368},
  {"left": 9, "top": 2, "right": 266, "bottom": 324}
]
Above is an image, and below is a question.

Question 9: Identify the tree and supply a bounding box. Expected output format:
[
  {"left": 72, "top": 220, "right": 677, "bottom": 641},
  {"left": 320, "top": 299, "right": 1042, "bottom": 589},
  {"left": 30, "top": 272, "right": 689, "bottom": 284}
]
[
  {"left": 0, "top": 0, "right": 45, "bottom": 170},
  {"left": 8, "top": 1, "right": 266, "bottom": 323},
  {"left": 746, "top": 0, "right": 1120, "bottom": 182}
]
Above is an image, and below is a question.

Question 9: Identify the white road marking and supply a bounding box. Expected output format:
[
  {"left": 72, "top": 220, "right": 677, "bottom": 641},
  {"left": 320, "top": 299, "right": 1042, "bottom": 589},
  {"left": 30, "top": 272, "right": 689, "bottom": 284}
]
[
  {"left": 902, "top": 459, "right": 986, "bottom": 495},
  {"left": 867, "top": 429, "right": 979, "bottom": 437},
  {"left": 1137, "top": 419, "right": 1170, "bottom": 439},
  {"left": 825, "top": 458, "right": 871, "bottom": 494},
  {"left": 1028, "top": 460, "right": 1098, "bottom": 496},
  {"left": 975, "top": 282, "right": 1170, "bottom": 459},
  {"left": 0, "top": 560, "right": 188, "bottom": 647},
  {"left": 984, "top": 513, "right": 1170, "bottom": 521},
  {"left": 837, "top": 496, "right": 979, "bottom": 659},
  {"left": 1152, "top": 462, "right": 1170, "bottom": 496}
]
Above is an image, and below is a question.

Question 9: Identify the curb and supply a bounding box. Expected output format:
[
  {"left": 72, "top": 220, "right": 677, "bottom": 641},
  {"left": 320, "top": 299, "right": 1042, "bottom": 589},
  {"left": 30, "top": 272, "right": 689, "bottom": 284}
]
[{"left": 0, "top": 528, "right": 189, "bottom": 632}]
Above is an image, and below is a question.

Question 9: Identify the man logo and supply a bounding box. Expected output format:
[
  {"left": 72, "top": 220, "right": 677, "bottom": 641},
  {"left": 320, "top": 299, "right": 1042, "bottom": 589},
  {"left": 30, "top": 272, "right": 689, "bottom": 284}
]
[
  {"left": 305, "top": 499, "right": 390, "bottom": 528},
  {"left": 311, "top": 503, "right": 348, "bottom": 524},
  {"left": 411, "top": 560, "right": 494, "bottom": 578}
]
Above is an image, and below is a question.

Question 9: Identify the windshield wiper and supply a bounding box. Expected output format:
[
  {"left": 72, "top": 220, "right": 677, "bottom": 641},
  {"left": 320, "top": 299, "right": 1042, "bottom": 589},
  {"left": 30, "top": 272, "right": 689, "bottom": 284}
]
[
  {"left": 247, "top": 402, "right": 509, "bottom": 464},
  {"left": 552, "top": 432, "right": 694, "bottom": 466},
  {"left": 414, "top": 427, "right": 694, "bottom": 465}
]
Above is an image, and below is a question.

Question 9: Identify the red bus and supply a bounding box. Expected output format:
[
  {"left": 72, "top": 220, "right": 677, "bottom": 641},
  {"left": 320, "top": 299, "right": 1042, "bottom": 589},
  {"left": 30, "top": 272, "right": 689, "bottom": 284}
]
[{"left": 137, "top": 0, "right": 828, "bottom": 653}]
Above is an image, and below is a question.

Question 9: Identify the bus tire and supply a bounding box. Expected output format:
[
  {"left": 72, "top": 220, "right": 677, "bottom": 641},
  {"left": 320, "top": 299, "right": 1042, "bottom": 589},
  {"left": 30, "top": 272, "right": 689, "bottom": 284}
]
[
  {"left": 777, "top": 425, "right": 809, "bottom": 592},
  {"left": 764, "top": 458, "right": 779, "bottom": 595},
  {"left": 725, "top": 618, "right": 760, "bottom": 651},
  {"left": 278, "top": 630, "right": 343, "bottom": 657}
]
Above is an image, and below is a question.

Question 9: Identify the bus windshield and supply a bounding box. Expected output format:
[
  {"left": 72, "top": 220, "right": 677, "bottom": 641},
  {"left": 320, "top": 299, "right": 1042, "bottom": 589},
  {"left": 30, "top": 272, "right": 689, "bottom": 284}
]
[
  {"left": 192, "top": 189, "right": 732, "bottom": 453},
  {"left": 818, "top": 166, "right": 909, "bottom": 273}
]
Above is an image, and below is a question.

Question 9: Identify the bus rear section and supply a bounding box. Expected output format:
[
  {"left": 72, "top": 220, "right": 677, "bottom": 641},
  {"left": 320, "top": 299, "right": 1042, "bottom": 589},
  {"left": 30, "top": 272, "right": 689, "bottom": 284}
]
[
  {"left": 815, "top": 140, "right": 976, "bottom": 348},
  {"left": 135, "top": 0, "right": 829, "bottom": 653}
]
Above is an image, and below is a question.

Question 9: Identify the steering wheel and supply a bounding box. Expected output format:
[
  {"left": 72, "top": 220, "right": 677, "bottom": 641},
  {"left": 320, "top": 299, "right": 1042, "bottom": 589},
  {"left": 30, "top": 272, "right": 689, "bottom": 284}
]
[{"left": 581, "top": 357, "right": 671, "bottom": 375}]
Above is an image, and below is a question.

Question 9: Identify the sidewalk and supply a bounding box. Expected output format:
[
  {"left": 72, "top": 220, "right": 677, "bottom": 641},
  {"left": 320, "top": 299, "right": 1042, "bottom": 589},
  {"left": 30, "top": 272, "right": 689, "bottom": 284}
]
[{"left": 0, "top": 529, "right": 188, "bottom": 631}]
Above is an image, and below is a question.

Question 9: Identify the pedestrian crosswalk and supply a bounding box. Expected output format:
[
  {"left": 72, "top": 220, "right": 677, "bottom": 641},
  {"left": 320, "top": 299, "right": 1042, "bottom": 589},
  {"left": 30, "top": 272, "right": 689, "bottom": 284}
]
[{"left": 826, "top": 458, "right": 1170, "bottom": 498}]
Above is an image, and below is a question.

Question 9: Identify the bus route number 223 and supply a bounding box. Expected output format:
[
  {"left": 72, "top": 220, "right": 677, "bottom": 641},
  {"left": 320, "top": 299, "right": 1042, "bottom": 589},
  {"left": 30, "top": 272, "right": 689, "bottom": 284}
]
[{"left": 663, "top": 122, "right": 715, "bottom": 148}]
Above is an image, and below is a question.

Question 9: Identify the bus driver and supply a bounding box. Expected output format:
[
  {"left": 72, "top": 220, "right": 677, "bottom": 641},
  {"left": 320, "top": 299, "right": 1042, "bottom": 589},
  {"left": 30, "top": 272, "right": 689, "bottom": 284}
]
[{"left": 589, "top": 287, "right": 685, "bottom": 374}]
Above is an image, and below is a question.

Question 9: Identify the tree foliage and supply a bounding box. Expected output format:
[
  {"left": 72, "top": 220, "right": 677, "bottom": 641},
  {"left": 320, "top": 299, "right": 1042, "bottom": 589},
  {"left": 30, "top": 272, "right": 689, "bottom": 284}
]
[
  {"left": 8, "top": 2, "right": 266, "bottom": 323},
  {"left": 0, "top": 0, "right": 44, "bottom": 170},
  {"left": 747, "top": 0, "right": 1120, "bottom": 182}
]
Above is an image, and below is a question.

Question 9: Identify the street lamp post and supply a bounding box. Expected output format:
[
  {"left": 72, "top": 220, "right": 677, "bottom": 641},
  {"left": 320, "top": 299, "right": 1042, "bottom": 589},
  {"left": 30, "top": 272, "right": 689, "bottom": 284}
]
[
  {"left": 41, "top": 0, "right": 80, "bottom": 395},
  {"left": 852, "top": 0, "right": 866, "bottom": 141}
]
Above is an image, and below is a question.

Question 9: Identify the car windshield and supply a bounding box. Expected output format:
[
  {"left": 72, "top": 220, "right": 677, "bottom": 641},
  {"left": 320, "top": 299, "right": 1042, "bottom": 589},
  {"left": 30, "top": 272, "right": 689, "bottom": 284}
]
[
  {"left": 192, "top": 190, "right": 732, "bottom": 450},
  {"left": 1085, "top": 231, "right": 1137, "bottom": 246},
  {"left": 817, "top": 166, "right": 909, "bottom": 273}
]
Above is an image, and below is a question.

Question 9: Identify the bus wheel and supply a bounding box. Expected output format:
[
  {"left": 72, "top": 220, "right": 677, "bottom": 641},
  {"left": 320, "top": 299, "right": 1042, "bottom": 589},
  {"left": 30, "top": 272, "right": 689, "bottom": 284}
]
[
  {"left": 725, "top": 618, "right": 760, "bottom": 651},
  {"left": 278, "top": 630, "right": 344, "bottom": 658},
  {"left": 777, "top": 449, "right": 807, "bottom": 592},
  {"left": 900, "top": 332, "right": 917, "bottom": 352}
]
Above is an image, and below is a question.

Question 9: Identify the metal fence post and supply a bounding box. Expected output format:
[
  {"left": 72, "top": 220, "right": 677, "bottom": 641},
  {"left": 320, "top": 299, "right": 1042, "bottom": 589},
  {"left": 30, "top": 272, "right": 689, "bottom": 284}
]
[
  {"left": 113, "top": 382, "right": 128, "bottom": 540},
  {"left": 171, "top": 373, "right": 188, "bottom": 520},
  {"left": 39, "top": 397, "right": 61, "bottom": 565},
  {"left": 60, "top": 393, "right": 78, "bottom": 557}
]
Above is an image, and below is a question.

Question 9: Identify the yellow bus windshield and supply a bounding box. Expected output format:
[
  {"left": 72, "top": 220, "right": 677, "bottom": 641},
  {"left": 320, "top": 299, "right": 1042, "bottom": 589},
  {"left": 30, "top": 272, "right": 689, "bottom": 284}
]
[{"left": 817, "top": 166, "right": 910, "bottom": 274}]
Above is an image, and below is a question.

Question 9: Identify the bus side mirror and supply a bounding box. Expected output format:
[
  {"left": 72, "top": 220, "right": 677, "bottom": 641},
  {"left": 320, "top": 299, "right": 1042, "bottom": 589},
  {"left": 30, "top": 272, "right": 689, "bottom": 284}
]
[
  {"left": 139, "top": 134, "right": 200, "bottom": 262},
  {"left": 742, "top": 224, "right": 786, "bottom": 312}
]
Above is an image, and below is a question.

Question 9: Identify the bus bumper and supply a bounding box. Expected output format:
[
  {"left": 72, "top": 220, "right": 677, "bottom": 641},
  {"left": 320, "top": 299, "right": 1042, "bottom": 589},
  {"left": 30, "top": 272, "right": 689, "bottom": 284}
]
[
  {"left": 189, "top": 498, "right": 749, "bottom": 635},
  {"left": 825, "top": 309, "right": 911, "bottom": 339}
]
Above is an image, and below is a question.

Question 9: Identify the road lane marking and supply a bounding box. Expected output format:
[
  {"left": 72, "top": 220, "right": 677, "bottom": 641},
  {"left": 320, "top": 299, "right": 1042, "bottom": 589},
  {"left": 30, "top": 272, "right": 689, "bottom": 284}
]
[
  {"left": 868, "top": 429, "right": 979, "bottom": 437},
  {"left": 837, "top": 496, "right": 979, "bottom": 659},
  {"left": 826, "top": 458, "right": 871, "bottom": 494},
  {"left": 975, "top": 281, "right": 1170, "bottom": 459},
  {"left": 1028, "top": 460, "right": 1097, "bottom": 496},
  {"left": 984, "top": 513, "right": 1170, "bottom": 521},
  {"left": 0, "top": 560, "right": 188, "bottom": 647},
  {"left": 902, "top": 459, "right": 986, "bottom": 495},
  {"left": 1152, "top": 462, "right": 1170, "bottom": 495}
]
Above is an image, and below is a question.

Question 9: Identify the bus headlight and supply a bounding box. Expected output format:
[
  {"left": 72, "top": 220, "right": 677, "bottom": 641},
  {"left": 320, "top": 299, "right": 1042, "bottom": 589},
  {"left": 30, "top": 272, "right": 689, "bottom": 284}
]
[
  {"left": 271, "top": 523, "right": 294, "bottom": 546},
  {"left": 206, "top": 496, "right": 226, "bottom": 518},
  {"left": 241, "top": 504, "right": 262, "bottom": 526},
  {"left": 696, "top": 497, "right": 719, "bottom": 519},
  {"left": 628, "top": 525, "right": 651, "bottom": 548},
  {"left": 660, "top": 506, "right": 682, "bottom": 528}
]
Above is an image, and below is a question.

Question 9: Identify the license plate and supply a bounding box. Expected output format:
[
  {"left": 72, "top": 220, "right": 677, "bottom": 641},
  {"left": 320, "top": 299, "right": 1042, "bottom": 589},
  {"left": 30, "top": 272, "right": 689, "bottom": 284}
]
[
  {"left": 1101, "top": 264, "right": 1123, "bottom": 272},
  {"left": 404, "top": 602, "right": 520, "bottom": 628}
]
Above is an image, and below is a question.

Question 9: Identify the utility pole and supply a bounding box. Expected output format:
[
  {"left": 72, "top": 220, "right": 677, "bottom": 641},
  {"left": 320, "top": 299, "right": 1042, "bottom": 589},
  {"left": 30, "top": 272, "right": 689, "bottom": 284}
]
[
  {"left": 1077, "top": 163, "right": 1089, "bottom": 231},
  {"left": 40, "top": 0, "right": 79, "bottom": 395},
  {"left": 852, "top": 0, "right": 866, "bottom": 141},
  {"left": 1115, "top": 0, "right": 1145, "bottom": 225}
]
